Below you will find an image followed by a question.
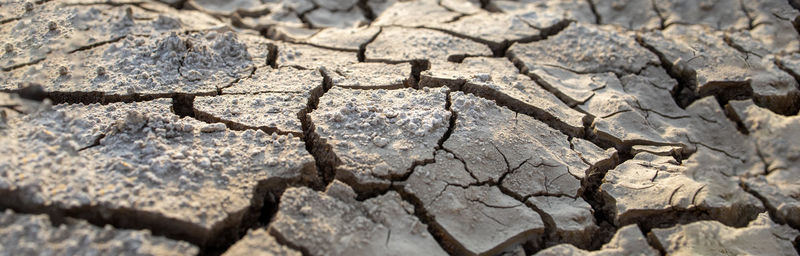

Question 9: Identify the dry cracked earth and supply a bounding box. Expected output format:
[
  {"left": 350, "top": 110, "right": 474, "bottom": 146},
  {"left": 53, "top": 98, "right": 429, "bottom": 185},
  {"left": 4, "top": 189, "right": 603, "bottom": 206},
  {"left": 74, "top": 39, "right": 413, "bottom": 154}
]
[{"left": 1, "top": 0, "right": 800, "bottom": 255}]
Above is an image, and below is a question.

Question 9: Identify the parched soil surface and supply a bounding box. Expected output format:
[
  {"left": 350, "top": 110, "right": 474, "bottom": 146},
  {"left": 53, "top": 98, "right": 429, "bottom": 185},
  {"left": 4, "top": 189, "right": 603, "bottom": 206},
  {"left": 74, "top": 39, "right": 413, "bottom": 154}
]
[{"left": 2, "top": 0, "right": 800, "bottom": 255}]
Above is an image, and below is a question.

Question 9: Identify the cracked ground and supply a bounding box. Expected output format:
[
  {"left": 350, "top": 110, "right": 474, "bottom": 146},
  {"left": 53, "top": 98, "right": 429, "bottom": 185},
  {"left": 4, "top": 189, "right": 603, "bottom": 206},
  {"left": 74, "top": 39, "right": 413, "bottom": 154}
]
[{"left": 1, "top": 0, "right": 800, "bottom": 255}]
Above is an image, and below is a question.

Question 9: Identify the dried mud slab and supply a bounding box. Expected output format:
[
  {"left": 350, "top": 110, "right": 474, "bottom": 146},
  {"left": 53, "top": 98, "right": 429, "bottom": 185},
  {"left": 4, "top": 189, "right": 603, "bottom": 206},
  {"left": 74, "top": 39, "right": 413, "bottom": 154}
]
[
  {"left": 529, "top": 65, "right": 680, "bottom": 149},
  {"left": 527, "top": 196, "right": 597, "bottom": 248},
  {"left": 508, "top": 23, "right": 659, "bottom": 75},
  {"left": 3, "top": 31, "right": 253, "bottom": 102},
  {"left": 648, "top": 213, "right": 799, "bottom": 255},
  {"left": 725, "top": 32, "right": 800, "bottom": 114},
  {"left": 490, "top": 0, "right": 595, "bottom": 28},
  {"left": 445, "top": 92, "right": 588, "bottom": 196},
  {"left": 641, "top": 25, "right": 736, "bottom": 90},
  {"left": 234, "top": 4, "right": 307, "bottom": 31},
  {"left": 185, "top": 0, "right": 267, "bottom": 16},
  {"left": 423, "top": 12, "right": 542, "bottom": 52},
  {"left": 600, "top": 151, "right": 763, "bottom": 229},
  {"left": 306, "top": 7, "right": 368, "bottom": 28},
  {"left": 779, "top": 52, "right": 800, "bottom": 71},
  {"left": 654, "top": 0, "right": 750, "bottom": 30},
  {"left": 742, "top": 0, "right": 800, "bottom": 53},
  {"left": 308, "top": 87, "right": 451, "bottom": 192},
  {"left": 617, "top": 66, "right": 684, "bottom": 116},
  {"left": 637, "top": 92, "right": 755, "bottom": 162},
  {"left": 529, "top": 56, "right": 769, "bottom": 159},
  {"left": 265, "top": 26, "right": 322, "bottom": 47},
  {"left": 237, "top": 33, "right": 277, "bottom": 68},
  {"left": 193, "top": 93, "right": 307, "bottom": 136},
  {"left": 274, "top": 42, "right": 358, "bottom": 69},
  {"left": 534, "top": 225, "right": 658, "bottom": 256},
  {"left": 1, "top": 2, "right": 134, "bottom": 70},
  {"left": 778, "top": 53, "right": 800, "bottom": 85},
  {"left": 372, "top": 0, "right": 460, "bottom": 27},
  {"left": 0, "top": 92, "right": 44, "bottom": 121},
  {"left": 645, "top": 97, "right": 756, "bottom": 167},
  {"left": 525, "top": 65, "right": 611, "bottom": 108},
  {"left": 0, "top": 1, "right": 33, "bottom": 23},
  {"left": 570, "top": 138, "right": 619, "bottom": 173},
  {"left": 0, "top": 210, "right": 198, "bottom": 255},
  {"left": 581, "top": 73, "right": 677, "bottom": 148},
  {"left": 135, "top": 1, "right": 226, "bottom": 31},
  {"left": 5, "top": 0, "right": 800, "bottom": 254},
  {"left": 0, "top": 99, "right": 317, "bottom": 247},
  {"left": 269, "top": 181, "right": 447, "bottom": 256},
  {"left": 439, "top": 0, "right": 481, "bottom": 15},
  {"left": 520, "top": 63, "right": 767, "bottom": 230},
  {"left": 365, "top": 0, "right": 397, "bottom": 16},
  {"left": 0, "top": 1, "right": 222, "bottom": 71},
  {"left": 223, "top": 66, "right": 324, "bottom": 95},
  {"left": 327, "top": 62, "right": 412, "bottom": 89},
  {"left": 364, "top": 27, "right": 492, "bottom": 63},
  {"left": 222, "top": 228, "right": 301, "bottom": 256},
  {"left": 275, "top": 0, "right": 315, "bottom": 14},
  {"left": 593, "top": 0, "right": 661, "bottom": 30},
  {"left": 404, "top": 151, "right": 546, "bottom": 256},
  {"left": 641, "top": 25, "right": 800, "bottom": 114},
  {"left": 315, "top": 0, "right": 359, "bottom": 11},
  {"left": 728, "top": 100, "right": 800, "bottom": 229},
  {"left": 420, "top": 57, "right": 587, "bottom": 137},
  {"left": 613, "top": 68, "right": 749, "bottom": 154},
  {"left": 305, "top": 26, "right": 381, "bottom": 51}
]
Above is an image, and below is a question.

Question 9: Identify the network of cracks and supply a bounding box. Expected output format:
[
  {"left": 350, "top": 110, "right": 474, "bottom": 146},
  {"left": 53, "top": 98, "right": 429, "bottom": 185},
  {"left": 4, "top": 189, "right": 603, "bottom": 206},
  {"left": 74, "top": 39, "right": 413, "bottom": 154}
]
[{"left": 1, "top": 0, "right": 800, "bottom": 255}]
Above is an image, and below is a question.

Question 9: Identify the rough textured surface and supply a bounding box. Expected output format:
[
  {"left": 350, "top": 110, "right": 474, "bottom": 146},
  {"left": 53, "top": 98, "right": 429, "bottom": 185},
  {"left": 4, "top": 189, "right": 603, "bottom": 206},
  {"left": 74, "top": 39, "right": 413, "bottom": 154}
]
[
  {"left": 404, "top": 151, "right": 545, "bottom": 256},
  {"left": 327, "top": 62, "right": 412, "bottom": 89},
  {"left": 270, "top": 181, "right": 447, "bottom": 256},
  {"left": 372, "top": 0, "right": 460, "bottom": 27},
  {"left": 4, "top": 0, "right": 800, "bottom": 255},
  {"left": 600, "top": 151, "right": 763, "bottom": 228},
  {"left": 593, "top": 0, "right": 661, "bottom": 30},
  {"left": 0, "top": 99, "right": 317, "bottom": 247},
  {"left": 641, "top": 25, "right": 800, "bottom": 114},
  {"left": 445, "top": 92, "right": 588, "bottom": 191},
  {"left": 0, "top": 2, "right": 212, "bottom": 71},
  {"left": 223, "top": 66, "right": 324, "bottom": 95},
  {"left": 309, "top": 87, "right": 450, "bottom": 192},
  {"left": 421, "top": 57, "right": 587, "bottom": 137},
  {"left": 0, "top": 92, "right": 43, "bottom": 120},
  {"left": 424, "top": 12, "right": 541, "bottom": 51},
  {"left": 0, "top": 210, "right": 198, "bottom": 255},
  {"left": 649, "top": 213, "right": 800, "bottom": 256},
  {"left": 274, "top": 42, "right": 358, "bottom": 68},
  {"left": 508, "top": 23, "right": 660, "bottom": 75},
  {"left": 654, "top": 0, "right": 750, "bottom": 30},
  {"left": 491, "top": 0, "right": 595, "bottom": 28},
  {"left": 194, "top": 93, "right": 307, "bottom": 136},
  {"left": 306, "top": 26, "right": 381, "bottom": 51},
  {"left": 741, "top": 0, "right": 800, "bottom": 53},
  {"left": 222, "top": 228, "right": 301, "bottom": 256},
  {"left": 4, "top": 31, "right": 253, "bottom": 101},
  {"left": 365, "top": 26, "right": 492, "bottom": 63},
  {"left": 534, "top": 225, "right": 658, "bottom": 256},
  {"left": 728, "top": 100, "right": 800, "bottom": 230},
  {"left": 570, "top": 138, "right": 618, "bottom": 173},
  {"left": 732, "top": 33, "right": 800, "bottom": 114},
  {"left": 779, "top": 53, "right": 800, "bottom": 81},
  {"left": 527, "top": 196, "right": 597, "bottom": 248},
  {"left": 529, "top": 65, "right": 681, "bottom": 149},
  {"left": 186, "top": 0, "right": 265, "bottom": 16}
]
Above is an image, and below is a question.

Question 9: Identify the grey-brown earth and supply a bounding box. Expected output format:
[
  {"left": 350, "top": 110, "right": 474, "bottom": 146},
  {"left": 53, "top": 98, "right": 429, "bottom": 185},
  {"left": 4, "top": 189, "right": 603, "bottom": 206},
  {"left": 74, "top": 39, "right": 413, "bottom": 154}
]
[{"left": 1, "top": 0, "right": 800, "bottom": 255}]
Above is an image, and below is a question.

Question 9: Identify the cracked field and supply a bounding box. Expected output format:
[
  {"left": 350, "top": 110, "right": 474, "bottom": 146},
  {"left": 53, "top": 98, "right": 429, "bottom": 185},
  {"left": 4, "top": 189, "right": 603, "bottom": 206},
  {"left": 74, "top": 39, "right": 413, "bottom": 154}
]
[{"left": 1, "top": 0, "right": 800, "bottom": 255}]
